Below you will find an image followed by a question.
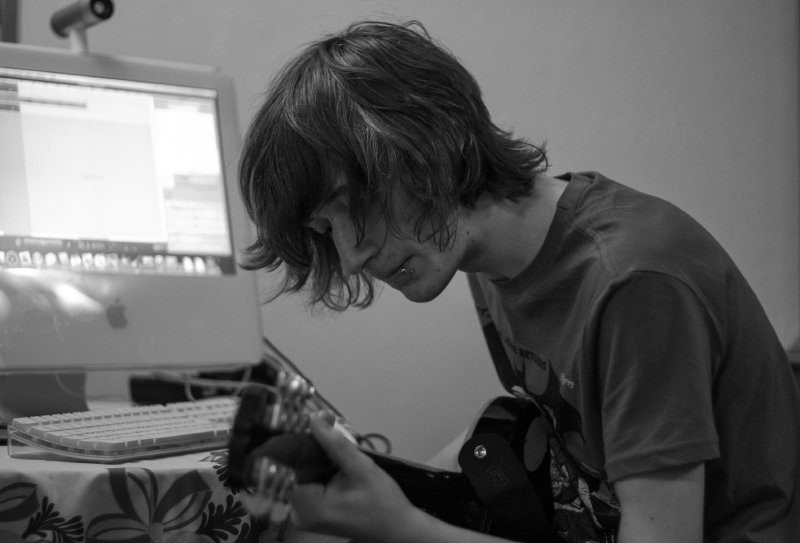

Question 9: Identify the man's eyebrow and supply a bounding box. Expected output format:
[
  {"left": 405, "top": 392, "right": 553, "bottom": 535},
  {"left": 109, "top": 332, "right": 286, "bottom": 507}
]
[{"left": 319, "top": 185, "right": 347, "bottom": 207}]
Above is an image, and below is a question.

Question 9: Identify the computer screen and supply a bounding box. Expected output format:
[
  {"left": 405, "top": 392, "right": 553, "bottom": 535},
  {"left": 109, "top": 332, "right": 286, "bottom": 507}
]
[{"left": 0, "top": 43, "right": 264, "bottom": 374}]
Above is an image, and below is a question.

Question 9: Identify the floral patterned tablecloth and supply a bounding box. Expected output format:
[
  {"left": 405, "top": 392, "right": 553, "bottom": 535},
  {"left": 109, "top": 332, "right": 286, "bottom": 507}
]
[{"left": 0, "top": 447, "right": 293, "bottom": 543}]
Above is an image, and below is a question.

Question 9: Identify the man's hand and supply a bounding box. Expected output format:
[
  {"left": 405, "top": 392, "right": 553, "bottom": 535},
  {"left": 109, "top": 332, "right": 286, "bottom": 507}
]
[{"left": 288, "top": 413, "right": 422, "bottom": 543}]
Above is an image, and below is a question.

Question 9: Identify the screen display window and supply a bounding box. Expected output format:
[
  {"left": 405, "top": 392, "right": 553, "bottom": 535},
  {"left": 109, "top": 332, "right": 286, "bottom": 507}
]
[{"left": 0, "top": 66, "right": 235, "bottom": 276}]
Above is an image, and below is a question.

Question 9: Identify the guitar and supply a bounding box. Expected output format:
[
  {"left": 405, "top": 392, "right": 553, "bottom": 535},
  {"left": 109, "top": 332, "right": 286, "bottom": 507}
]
[{"left": 226, "top": 372, "right": 558, "bottom": 542}]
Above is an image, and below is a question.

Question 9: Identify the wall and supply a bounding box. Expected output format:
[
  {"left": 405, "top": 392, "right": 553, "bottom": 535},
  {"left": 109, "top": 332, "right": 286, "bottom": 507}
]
[{"left": 16, "top": 0, "right": 800, "bottom": 462}]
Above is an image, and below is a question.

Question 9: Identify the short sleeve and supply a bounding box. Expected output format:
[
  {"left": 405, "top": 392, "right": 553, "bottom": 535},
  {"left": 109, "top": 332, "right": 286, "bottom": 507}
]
[{"left": 596, "top": 271, "right": 721, "bottom": 481}]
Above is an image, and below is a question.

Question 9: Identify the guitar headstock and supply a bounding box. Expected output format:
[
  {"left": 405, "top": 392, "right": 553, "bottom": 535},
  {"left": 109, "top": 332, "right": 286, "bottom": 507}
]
[
  {"left": 227, "top": 376, "right": 336, "bottom": 521},
  {"left": 239, "top": 455, "right": 296, "bottom": 522}
]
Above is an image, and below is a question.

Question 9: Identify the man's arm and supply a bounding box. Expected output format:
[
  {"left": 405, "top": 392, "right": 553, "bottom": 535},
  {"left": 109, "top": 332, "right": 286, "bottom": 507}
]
[{"left": 615, "top": 462, "right": 705, "bottom": 543}]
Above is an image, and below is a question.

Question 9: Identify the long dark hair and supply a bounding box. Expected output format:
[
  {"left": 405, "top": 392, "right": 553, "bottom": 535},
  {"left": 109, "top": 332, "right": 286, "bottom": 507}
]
[{"left": 238, "top": 20, "right": 547, "bottom": 310}]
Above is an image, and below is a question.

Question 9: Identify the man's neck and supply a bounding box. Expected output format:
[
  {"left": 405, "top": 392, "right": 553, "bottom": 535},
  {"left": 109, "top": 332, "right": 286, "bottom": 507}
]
[{"left": 459, "top": 175, "right": 566, "bottom": 281}]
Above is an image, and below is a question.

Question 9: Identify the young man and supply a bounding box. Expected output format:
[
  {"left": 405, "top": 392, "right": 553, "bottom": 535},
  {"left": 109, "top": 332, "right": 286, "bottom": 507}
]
[{"left": 236, "top": 20, "right": 800, "bottom": 543}]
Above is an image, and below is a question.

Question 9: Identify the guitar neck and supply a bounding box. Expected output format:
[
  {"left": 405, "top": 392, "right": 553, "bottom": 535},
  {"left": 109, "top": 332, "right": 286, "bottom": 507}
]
[{"left": 362, "top": 450, "right": 491, "bottom": 534}]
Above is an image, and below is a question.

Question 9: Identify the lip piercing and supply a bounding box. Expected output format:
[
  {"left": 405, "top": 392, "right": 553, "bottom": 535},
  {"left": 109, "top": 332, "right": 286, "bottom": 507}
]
[{"left": 400, "top": 267, "right": 415, "bottom": 275}]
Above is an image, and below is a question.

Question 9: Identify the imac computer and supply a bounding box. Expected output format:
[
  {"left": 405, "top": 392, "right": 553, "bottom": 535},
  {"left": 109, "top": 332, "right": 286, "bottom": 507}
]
[{"left": 0, "top": 42, "right": 264, "bottom": 420}]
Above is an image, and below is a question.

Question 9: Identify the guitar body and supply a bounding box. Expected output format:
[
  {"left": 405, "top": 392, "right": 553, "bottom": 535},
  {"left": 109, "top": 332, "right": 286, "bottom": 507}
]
[{"left": 227, "top": 384, "right": 557, "bottom": 542}]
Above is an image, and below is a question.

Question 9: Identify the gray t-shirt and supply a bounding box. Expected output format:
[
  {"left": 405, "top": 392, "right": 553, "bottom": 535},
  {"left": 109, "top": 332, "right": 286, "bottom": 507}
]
[{"left": 469, "top": 171, "right": 800, "bottom": 542}]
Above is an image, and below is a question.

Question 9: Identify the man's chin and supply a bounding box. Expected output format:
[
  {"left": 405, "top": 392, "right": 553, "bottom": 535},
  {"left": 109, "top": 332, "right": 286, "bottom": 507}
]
[{"left": 397, "top": 282, "right": 447, "bottom": 303}]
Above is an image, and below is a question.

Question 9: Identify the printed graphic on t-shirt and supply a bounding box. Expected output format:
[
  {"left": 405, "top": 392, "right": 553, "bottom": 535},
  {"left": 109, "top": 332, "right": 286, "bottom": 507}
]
[{"left": 500, "top": 335, "right": 621, "bottom": 542}]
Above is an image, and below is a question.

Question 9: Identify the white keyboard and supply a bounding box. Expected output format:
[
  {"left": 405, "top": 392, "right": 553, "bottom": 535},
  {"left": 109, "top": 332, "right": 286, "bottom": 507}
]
[{"left": 7, "top": 397, "right": 238, "bottom": 462}]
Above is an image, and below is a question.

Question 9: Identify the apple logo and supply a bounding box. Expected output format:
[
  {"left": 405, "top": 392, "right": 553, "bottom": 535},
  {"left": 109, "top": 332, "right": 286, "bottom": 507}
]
[{"left": 106, "top": 298, "right": 128, "bottom": 329}]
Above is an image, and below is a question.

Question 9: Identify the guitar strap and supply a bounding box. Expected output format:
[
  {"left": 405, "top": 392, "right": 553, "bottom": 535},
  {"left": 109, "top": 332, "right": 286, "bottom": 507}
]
[{"left": 457, "top": 395, "right": 558, "bottom": 543}]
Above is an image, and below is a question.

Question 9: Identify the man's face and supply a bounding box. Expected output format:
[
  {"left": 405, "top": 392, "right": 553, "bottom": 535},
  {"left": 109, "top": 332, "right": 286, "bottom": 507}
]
[{"left": 305, "top": 179, "right": 467, "bottom": 303}]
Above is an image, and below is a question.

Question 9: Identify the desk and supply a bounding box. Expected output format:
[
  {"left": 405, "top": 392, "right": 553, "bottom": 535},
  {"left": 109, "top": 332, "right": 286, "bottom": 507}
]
[{"left": 0, "top": 446, "right": 294, "bottom": 543}]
